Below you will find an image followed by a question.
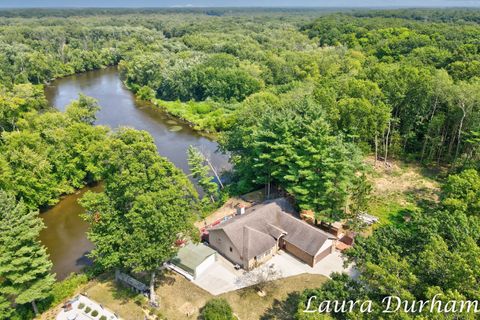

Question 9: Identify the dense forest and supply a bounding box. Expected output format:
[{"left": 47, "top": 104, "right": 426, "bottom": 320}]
[{"left": 0, "top": 8, "right": 479, "bottom": 319}]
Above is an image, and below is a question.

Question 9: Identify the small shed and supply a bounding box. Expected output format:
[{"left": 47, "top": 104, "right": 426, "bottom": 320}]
[{"left": 169, "top": 243, "right": 216, "bottom": 280}]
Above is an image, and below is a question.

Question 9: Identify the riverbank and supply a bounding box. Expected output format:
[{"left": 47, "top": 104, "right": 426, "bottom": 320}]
[
  {"left": 42, "top": 67, "right": 229, "bottom": 280},
  {"left": 151, "top": 98, "right": 232, "bottom": 137}
]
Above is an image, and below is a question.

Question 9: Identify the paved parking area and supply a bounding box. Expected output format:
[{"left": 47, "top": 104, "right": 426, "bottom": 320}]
[
  {"left": 193, "top": 254, "right": 244, "bottom": 295},
  {"left": 268, "top": 250, "right": 356, "bottom": 277},
  {"left": 192, "top": 250, "right": 355, "bottom": 295}
]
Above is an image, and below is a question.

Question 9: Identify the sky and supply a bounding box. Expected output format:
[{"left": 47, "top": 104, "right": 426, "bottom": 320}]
[{"left": 1, "top": 0, "right": 480, "bottom": 8}]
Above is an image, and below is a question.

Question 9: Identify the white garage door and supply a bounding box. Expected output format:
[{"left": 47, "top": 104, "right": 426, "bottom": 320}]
[{"left": 195, "top": 253, "right": 216, "bottom": 278}]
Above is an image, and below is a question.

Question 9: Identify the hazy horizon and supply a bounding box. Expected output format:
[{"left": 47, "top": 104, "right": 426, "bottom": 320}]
[{"left": 1, "top": 0, "right": 480, "bottom": 9}]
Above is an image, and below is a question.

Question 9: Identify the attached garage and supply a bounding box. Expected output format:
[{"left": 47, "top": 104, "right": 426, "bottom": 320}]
[{"left": 169, "top": 243, "right": 216, "bottom": 280}]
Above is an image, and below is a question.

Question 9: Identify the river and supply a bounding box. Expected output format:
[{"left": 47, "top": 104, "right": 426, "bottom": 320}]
[{"left": 41, "top": 67, "right": 228, "bottom": 280}]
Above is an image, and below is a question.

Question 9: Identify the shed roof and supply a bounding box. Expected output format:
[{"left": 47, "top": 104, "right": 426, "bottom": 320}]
[{"left": 170, "top": 243, "right": 216, "bottom": 275}]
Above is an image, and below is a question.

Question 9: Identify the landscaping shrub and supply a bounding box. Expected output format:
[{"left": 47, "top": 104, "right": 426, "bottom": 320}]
[
  {"left": 201, "top": 298, "right": 234, "bottom": 320},
  {"left": 27, "top": 273, "right": 90, "bottom": 316},
  {"left": 133, "top": 294, "right": 145, "bottom": 306},
  {"left": 91, "top": 310, "right": 99, "bottom": 317},
  {"left": 78, "top": 303, "right": 85, "bottom": 309},
  {"left": 99, "top": 316, "right": 107, "bottom": 320},
  {"left": 85, "top": 306, "right": 92, "bottom": 313},
  {"left": 49, "top": 273, "right": 89, "bottom": 306}
]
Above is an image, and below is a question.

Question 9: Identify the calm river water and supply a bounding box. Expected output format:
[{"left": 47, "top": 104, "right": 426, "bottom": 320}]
[{"left": 41, "top": 67, "right": 228, "bottom": 280}]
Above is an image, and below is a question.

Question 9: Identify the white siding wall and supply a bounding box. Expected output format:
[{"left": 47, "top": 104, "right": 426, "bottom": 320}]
[{"left": 195, "top": 253, "right": 216, "bottom": 278}]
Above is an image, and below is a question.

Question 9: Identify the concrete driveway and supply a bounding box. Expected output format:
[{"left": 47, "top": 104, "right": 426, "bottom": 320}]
[
  {"left": 192, "top": 250, "right": 355, "bottom": 295},
  {"left": 193, "top": 254, "right": 244, "bottom": 295},
  {"left": 268, "top": 250, "right": 356, "bottom": 278}
]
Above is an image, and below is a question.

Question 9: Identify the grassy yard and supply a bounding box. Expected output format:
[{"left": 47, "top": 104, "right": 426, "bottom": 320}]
[
  {"left": 365, "top": 156, "right": 441, "bottom": 227},
  {"left": 83, "top": 276, "right": 146, "bottom": 320},
  {"left": 157, "top": 272, "right": 326, "bottom": 320},
  {"left": 80, "top": 272, "right": 326, "bottom": 320}
]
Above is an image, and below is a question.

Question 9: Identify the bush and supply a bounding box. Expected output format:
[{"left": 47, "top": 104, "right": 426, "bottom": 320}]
[
  {"left": 84, "top": 262, "right": 106, "bottom": 279},
  {"left": 91, "top": 310, "right": 99, "bottom": 317},
  {"left": 99, "top": 316, "right": 107, "bottom": 320},
  {"left": 78, "top": 303, "right": 85, "bottom": 309},
  {"left": 137, "top": 86, "right": 156, "bottom": 101},
  {"left": 34, "top": 273, "right": 89, "bottom": 315},
  {"left": 49, "top": 273, "right": 89, "bottom": 306},
  {"left": 201, "top": 298, "right": 234, "bottom": 320},
  {"left": 85, "top": 306, "right": 91, "bottom": 313},
  {"left": 133, "top": 294, "right": 145, "bottom": 306}
]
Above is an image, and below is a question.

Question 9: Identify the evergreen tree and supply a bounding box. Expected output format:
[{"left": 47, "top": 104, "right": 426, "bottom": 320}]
[
  {"left": 0, "top": 191, "right": 55, "bottom": 316},
  {"left": 0, "top": 293, "right": 13, "bottom": 320},
  {"left": 187, "top": 146, "right": 219, "bottom": 203},
  {"left": 223, "top": 97, "right": 364, "bottom": 222}
]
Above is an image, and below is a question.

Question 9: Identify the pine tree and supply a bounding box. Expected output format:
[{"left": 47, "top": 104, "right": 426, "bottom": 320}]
[
  {"left": 187, "top": 146, "right": 219, "bottom": 203},
  {"left": 0, "top": 191, "right": 55, "bottom": 316},
  {"left": 0, "top": 293, "right": 13, "bottom": 320}
]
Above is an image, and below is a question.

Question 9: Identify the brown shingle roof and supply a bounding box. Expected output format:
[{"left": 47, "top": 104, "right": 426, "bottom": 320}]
[{"left": 209, "top": 198, "right": 335, "bottom": 260}]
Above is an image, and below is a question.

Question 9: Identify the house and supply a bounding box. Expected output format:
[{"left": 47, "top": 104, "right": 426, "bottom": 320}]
[
  {"left": 167, "top": 242, "right": 217, "bottom": 280},
  {"left": 208, "top": 198, "right": 337, "bottom": 270}
]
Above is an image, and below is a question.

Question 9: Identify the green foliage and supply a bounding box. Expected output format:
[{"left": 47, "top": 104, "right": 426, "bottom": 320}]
[
  {"left": 80, "top": 128, "right": 198, "bottom": 273},
  {"left": 0, "top": 191, "right": 55, "bottom": 316},
  {"left": 0, "top": 8, "right": 479, "bottom": 319},
  {"left": 201, "top": 298, "right": 235, "bottom": 320},
  {"left": 137, "top": 86, "right": 156, "bottom": 101},
  {"left": 223, "top": 96, "right": 364, "bottom": 222},
  {"left": 154, "top": 99, "right": 232, "bottom": 133},
  {"left": 46, "top": 274, "right": 88, "bottom": 307},
  {"left": 442, "top": 169, "right": 480, "bottom": 216},
  {"left": 302, "top": 15, "right": 480, "bottom": 165},
  {"left": 1, "top": 8, "right": 476, "bottom": 165},
  {"left": 65, "top": 94, "right": 100, "bottom": 125},
  {"left": 0, "top": 84, "right": 47, "bottom": 131},
  {"left": 0, "top": 95, "right": 109, "bottom": 208},
  {"left": 296, "top": 169, "right": 480, "bottom": 319},
  {"left": 188, "top": 146, "right": 219, "bottom": 203},
  {"left": 91, "top": 310, "right": 99, "bottom": 317}
]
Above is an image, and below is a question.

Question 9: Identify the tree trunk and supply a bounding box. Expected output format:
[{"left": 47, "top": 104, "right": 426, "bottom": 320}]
[
  {"left": 455, "top": 103, "right": 466, "bottom": 161},
  {"left": 374, "top": 134, "right": 378, "bottom": 167},
  {"left": 437, "top": 127, "right": 446, "bottom": 165},
  {"left": 384, "top": 120, "right": 391, "bottom": 165},
  {"left": 150, "top": 271, "right": 157, "bottom": 307},
  {"left": 205, "top": 157, "right": 224, "bottom": 189},
  {"left": 32, "top": 300, "right": 39, "bottom": 315},
  {"left": 422, "top": 97, "right": 439, "bottom": 161}
]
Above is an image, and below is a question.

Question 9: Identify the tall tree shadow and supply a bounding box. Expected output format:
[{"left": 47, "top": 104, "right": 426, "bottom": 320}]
[{"left": 260, "top": 292, "right": 301, "bottom": 320}]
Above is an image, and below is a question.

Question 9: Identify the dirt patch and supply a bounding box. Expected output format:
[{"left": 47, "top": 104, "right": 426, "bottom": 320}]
[
  {"left": 366, "top": 156, "right": 440, "bottom": 204},
  {"left": 363, "top": 156, "right": 441, "bottom": 226},
  {"left": 195, "top": 189, "right": 265, "bottom": 230}
]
